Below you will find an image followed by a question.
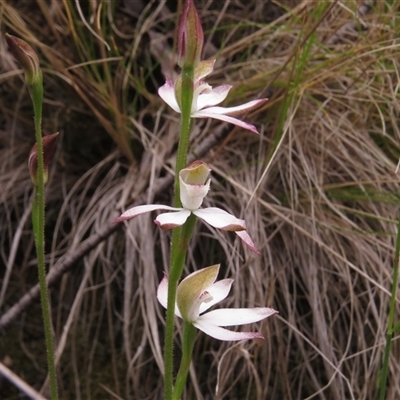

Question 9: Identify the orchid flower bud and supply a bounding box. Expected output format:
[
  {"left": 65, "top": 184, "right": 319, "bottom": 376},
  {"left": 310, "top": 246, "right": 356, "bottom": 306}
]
[
  {"left": 5, "top": 34, "right": 42, "bottom": 87},
  {"left": 29, "top": 132, "right": 59, "bottom": 186},
  {"left": 177, "top": 0, "right": 204, "bottom": 69},
  {"left": 179, "top": 160, "right": 211, "bottom": 210}
]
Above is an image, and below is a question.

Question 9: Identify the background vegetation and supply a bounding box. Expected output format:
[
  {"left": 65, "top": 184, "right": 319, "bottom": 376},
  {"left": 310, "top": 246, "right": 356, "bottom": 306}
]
[{"left": 1, "top": 0, "right": 400, "bottom": 399}]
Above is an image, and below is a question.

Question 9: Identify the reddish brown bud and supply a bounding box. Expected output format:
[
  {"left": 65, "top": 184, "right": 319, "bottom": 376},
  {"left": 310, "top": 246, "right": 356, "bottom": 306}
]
[
  {"left": 5, "top": 34, "right": 41, "bottom": 86},
  {"left": 29, "top": 132, "right": 59, "bottom": 186},
  {"left": 177, "top": 0, "right": 204, "bottom": 68}
]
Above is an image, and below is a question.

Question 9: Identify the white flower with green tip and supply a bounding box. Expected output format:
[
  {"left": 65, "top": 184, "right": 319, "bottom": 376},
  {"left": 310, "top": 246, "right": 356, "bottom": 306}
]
[
  {"left": 157, "top": 264, "right": 277, "bottom": 341},
  {"left": 158, "top": 60, "right": 268, "bottom": 134},
  {"left": 115, "top": 160, "right": 259, "bottom": 253}
]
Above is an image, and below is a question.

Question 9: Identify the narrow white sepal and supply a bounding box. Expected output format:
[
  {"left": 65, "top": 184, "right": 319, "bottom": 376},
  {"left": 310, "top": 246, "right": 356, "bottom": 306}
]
[
  {"left": 157, "top": 275, "right": 183, "bottom": 318},
  {"left": 115, "top": 204, "right": 180, "bottom": 223},
  {"left": 158, "top": 79, "right": 181, "bottom": 113},
  {"left": 196, "top": 85, "right": 232, "bottom": 110},
  {"left": 193, "top": 207, "right": 246, "bottom": 230},
  {"left": 235, "top": 230, "right": 260, "bottom": 254},
  {"left": 193, "top": 111, "right": 259, "bottom": 133},
  {"left": 155, "top": 209, "right": 191, "bottom": 228},
  {"left": 198, "top": 279, "right": 233, "bottom": 314},
  {"left": 198, "top": 307, "right": 278, "bottom": 327},
  {"left": 194, "top": 320, "right": 265, "bottom": 341}
]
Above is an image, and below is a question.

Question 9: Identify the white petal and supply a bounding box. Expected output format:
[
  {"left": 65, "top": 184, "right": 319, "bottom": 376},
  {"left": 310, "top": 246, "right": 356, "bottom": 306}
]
[
  {"left": 193, "top": 110, "right": 259, "bottom": 133},
  {"left": 194, "top": 320, "right": 264, "bottom": 341},
  {"left": 155, "top": 209, "right": 191, "bottom": 229},
  {"left": 179, "top": 177, "right": 210, "bottom": 210},
  {"left": 196, "top": 85, "right": 232, "bottom": 110},
  {"left": 158, "top": 79, "right": 181, "bottom": 113},
  {"left": 193, "top": 207, "right": 246, "bottom": 231},
  {"left": 156, "top": 275, "right": 169, "bottom": 309},
  {"left": 235, "top": 230, "right": 260, "bottom": 254},
  {"left": 199, "top": 279, "right": 233, "bottom": 314},
  {"left": 157, "top": 275, "right": 182, "bottom": 318},
  {"left": 202, "top": 98, "right": 267, "bottom": 116},
  {"left": 198, "top": 307, "right": 277, "bottom": 327},
  {"left": 114, "top": 204, "right": 180, "bottom": 223}
]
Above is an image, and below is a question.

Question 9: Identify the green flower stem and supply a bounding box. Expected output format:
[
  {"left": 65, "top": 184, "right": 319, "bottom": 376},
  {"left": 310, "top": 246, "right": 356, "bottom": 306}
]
[
  {"left": 174, "top": 65, "right": 194, "bottom": 208},
  {"left": 378, "top": 211, "right": 400, "bottom": 400},
  {"left": 164, "top": 64, "right": 196, "bottom": 400},
  {"left": 173, "top": 322, "right": 197, "bottom": 400},
  {"left": 30, "top": 80, "right": 58, "bottom": 400},
  {"left": 164, "top": 214, "right": 197, "bottom": 400}
]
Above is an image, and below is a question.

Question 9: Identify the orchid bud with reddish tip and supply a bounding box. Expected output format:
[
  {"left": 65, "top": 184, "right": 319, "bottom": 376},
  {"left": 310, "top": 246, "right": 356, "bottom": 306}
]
[
  {"left": 29, "top": 132, "right": 59, "bottom": 186},
  {"left": 5, "top": 34, "right": 41, "bottom": 86},
  {"left": 177, "top": 0, "right": 204, "bottom": 68}
]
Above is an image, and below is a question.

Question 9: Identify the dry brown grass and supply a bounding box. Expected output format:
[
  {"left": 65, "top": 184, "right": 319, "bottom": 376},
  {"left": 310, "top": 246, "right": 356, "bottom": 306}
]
[{"left": 1, "top": 1, "right": 400, "bottom": 399}]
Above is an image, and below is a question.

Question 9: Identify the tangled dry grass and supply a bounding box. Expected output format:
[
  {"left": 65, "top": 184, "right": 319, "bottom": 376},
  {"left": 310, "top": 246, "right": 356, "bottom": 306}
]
[{"left": 1, "top": 1, "right": 400, "bottom": 399}]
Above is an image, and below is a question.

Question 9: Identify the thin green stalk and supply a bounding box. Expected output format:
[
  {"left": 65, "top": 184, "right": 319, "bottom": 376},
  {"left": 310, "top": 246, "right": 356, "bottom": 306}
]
[
  {"left": 164, "top": 64, "right": 195, "bottom": 400},
  {"left": 30, "top": 81, "right": 58, "bottom": 400},
  {"left": 378, "top": 211, "right": 400, "bottom": 400},
  {"left": 164, "top": 215, "right": 197, "bottom": 400},
  {"left": 173, "top": 322, "right": 197, "bottom": 400},
  {"left": 174, "top": 66, "right": 194, "bottom": 208}
]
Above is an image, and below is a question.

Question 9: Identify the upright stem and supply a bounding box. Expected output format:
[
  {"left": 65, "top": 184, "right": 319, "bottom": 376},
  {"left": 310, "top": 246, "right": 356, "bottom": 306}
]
[
  {"left": 30, "top": 80, "right": 58, "bottom": 400},
  {"left": 164, "top": 65, "right": 195, "bottom": 400},
  {"left": 378, "top": 211, "right": 400, "bottom": 400},
  {"left": 173, "top": 322, "right": 197, "bottom": 400},
  {"left": 164, "top": 216, "right": 196, "bottom": 400},
  {"left": 174, "top": 66, "right": 194, "bottom": 208}
]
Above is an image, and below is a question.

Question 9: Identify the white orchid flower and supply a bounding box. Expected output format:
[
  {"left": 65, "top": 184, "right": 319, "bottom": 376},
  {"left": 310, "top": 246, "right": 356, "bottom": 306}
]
[
  {"left": 157, "top": 264, "right": 277, "bottom": 341},
  {"left": 158, "top": 60, "right": 268, "bottom": 134},
  {"left": 114, "top": 160, "right": 259, "bottom": 253}
]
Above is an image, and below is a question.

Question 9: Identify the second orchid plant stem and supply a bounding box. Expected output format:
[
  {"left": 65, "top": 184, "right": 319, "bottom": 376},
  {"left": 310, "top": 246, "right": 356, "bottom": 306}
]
[
  {"left": 164, "top": 65, "right": 195, "bottom": 400},
  {"left": 30, "top": 68, "right": 59, "bottom": 400},
  {"left": 378, "top": 211, "right": 400, "bottom": 400},
  {"left": 6, "top": 32, "right": 59, "bottom": 399}
]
